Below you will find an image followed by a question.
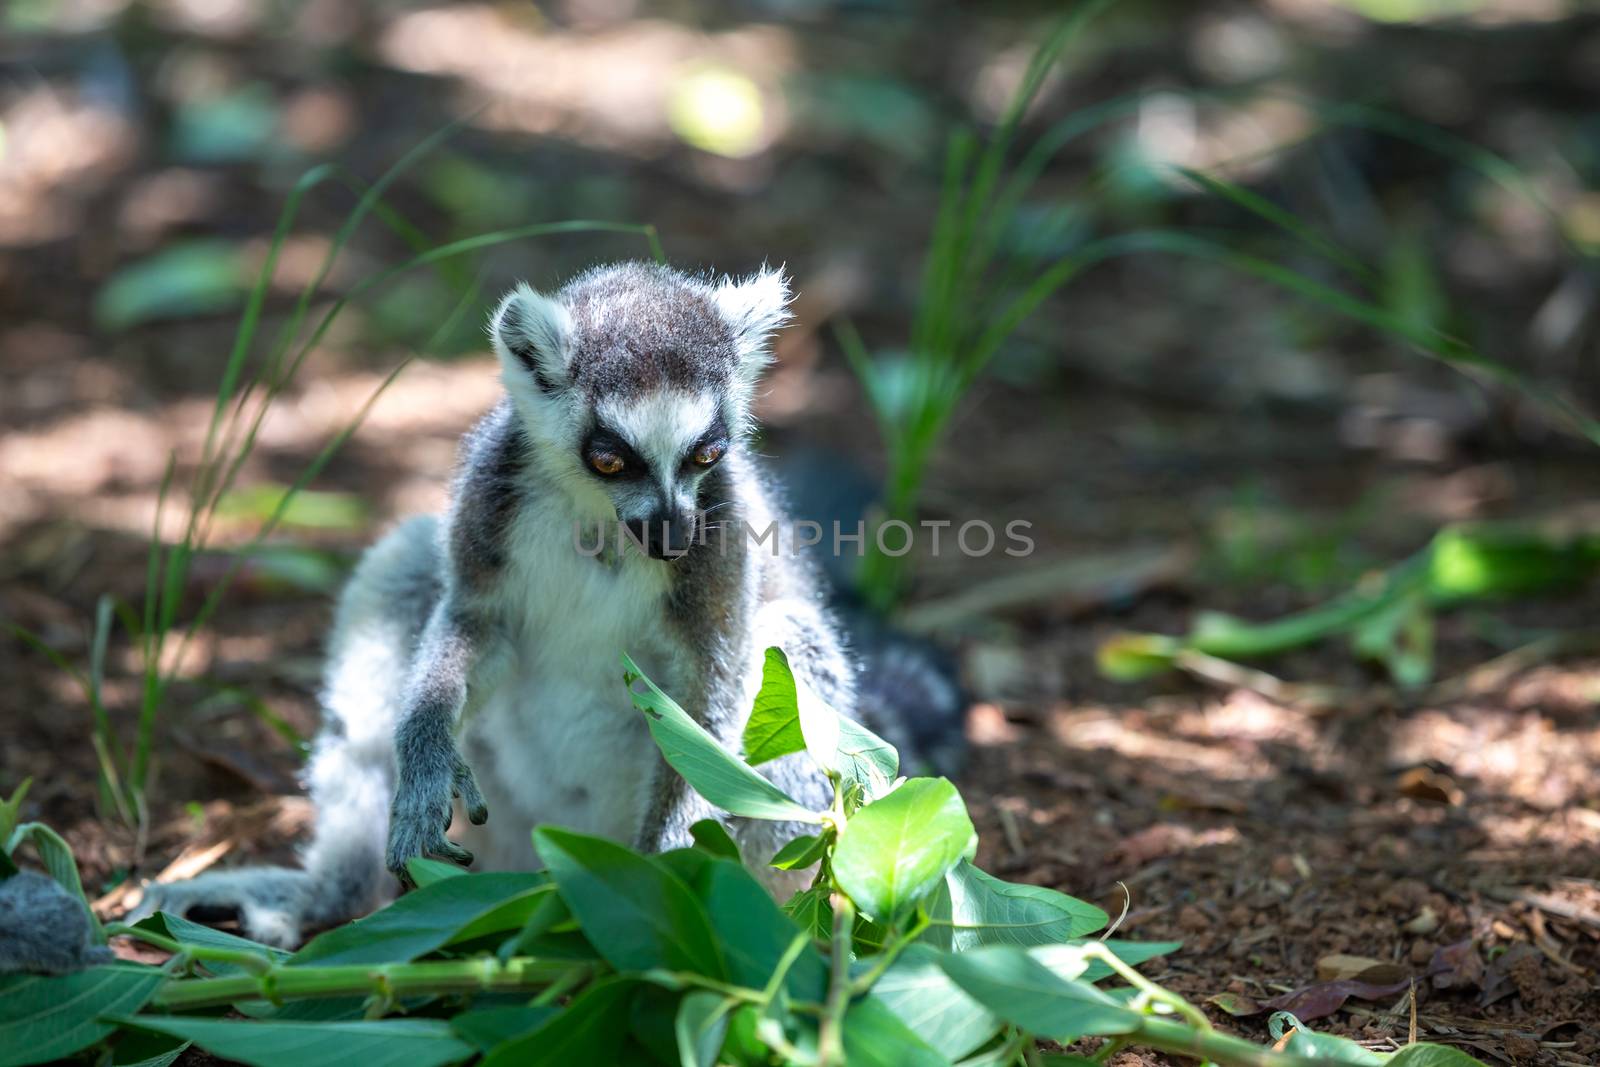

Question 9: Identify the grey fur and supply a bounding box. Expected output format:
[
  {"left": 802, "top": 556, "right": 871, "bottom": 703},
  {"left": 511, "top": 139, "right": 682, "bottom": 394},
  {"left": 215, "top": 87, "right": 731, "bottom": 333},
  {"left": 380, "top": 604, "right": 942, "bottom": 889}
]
[
  {"left": 128, "top": 262, "right": 857, "bottom": 945},
  {"left": 0, "top": 871, "right": 116, "bottom": 974}
]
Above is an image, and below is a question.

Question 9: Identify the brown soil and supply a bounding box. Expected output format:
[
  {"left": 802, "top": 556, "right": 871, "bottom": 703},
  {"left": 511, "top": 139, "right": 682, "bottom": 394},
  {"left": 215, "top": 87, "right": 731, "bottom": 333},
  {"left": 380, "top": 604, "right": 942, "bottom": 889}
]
[{"left": 3, "top": 4, "right": 1598, "bottom": 1065}]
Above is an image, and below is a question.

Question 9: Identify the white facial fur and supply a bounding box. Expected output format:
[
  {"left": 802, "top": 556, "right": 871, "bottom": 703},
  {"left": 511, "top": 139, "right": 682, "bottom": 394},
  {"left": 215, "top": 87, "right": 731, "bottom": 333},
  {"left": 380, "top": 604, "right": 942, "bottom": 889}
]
[{"left": 595, "top": 390, "right": 720, "bottom": 525}]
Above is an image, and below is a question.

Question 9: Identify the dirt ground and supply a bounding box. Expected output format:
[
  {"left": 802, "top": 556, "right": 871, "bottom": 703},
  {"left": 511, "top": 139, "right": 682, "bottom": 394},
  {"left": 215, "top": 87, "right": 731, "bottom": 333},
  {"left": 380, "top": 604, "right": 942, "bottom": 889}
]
[{"left": 2, "top": 2, "right": 1599, "bottom": 1065}]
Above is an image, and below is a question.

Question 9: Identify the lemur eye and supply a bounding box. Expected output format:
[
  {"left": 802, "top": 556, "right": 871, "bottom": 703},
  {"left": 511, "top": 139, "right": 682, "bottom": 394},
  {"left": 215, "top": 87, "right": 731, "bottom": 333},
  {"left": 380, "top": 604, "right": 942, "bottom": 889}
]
[
  {"left": 692, "top": 442, "right": 725, "bottom": 467},
  {"left": 590, "top": 452, "right": 625, "bottom": 476}
]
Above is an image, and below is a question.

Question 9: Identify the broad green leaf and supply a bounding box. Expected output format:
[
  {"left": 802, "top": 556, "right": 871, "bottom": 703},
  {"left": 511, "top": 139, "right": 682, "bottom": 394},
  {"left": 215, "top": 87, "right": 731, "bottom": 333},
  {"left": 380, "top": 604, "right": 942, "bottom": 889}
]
[
  {"left": 623, "top": 653, "right": 821, "bottom": 823},
  {"left": 938, "top": 946, "right": 1141, "bottom": 1040},
  {"left": 451, "top": 1006, "right": 557, "bottom": 1051},
  {"left": 110, "top": 1030, "right": 190, "bottom": 1067},
  {"left": 841, "top": 993, "right": 953, "bottom": 1067},
  {"left": 784, "top": 885, "right": 832, "bottom": 941},
  {"left": 1387, "top": 1045, "right": 1491, "bottom": 1067},
  {"left": 929, "top": 860, "right": 1107, "bottom": 950},
  {"left": 769, "top": 833, "right": 828, "bottom": 870},
  {"left": 133, "top": 912, "right": 286, "bottom": 975},
  {"left": 479, "top": 978, "right": 636, "bottom": 1066},
  {"left": 536, "top": 827, "right": 725, "bottom": 979},
  {"left": 702, "top": 858, "right": 828, "bottom": 1000},
  {"left": 655, "top": 846, "right": 713, "bottom": 892},
  {"left": 94, "top": 241, "right": 246, "bottom": 331},
  {"left": 832, "top": 777, "right": 976, "bottom": 924},
  {"left": 688, "top": 818, "right": 742, "bottom": 861},
  {"left": 675, "top": 990, "right": 732, "bottom": 1067},
  {"left": 291, "top": 872, "right": 546, "bottom": 966},
  {"left": 742, "top": 648, "right": 807, "bottom": 765},
  {"left": 871, "top": 943, "right": 999, "bottom": 1060},
  {"left": 794, "top": 666, "right": 898, "bottom": 799},
  {"left": 6, "top": 821, "right": 101, "bottom": 941},
  {"left": 1034, "top": 939, "right": 1182, "bottom": 984},
  {"left": 1268, "top": 1012, "right": 1386, "bottom": 1065},
  {"left": 113, "top": 1017, "right": 471, "bottom": 1067},
  {"left": 407, "top": 857, "right": 469, "bottom": 888},
  {"left": 447, "top": 885, "right": 558, "bottom": 946},
  {"left": 495, "top": 887, "right": 577, "bottom": 962},
  {"left": 0, "top": 966, "right": 163, "bottom": 1067}
]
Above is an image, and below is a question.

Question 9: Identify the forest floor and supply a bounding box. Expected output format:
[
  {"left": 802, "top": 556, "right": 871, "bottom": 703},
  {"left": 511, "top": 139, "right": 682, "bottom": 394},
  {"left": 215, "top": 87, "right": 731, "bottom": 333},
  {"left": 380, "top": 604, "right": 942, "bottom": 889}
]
[
  {"left": 3, "top": 350, "right": 1596, "bottom": 1065},
  {"left": 3, "top": 6, "right": 1599, "bottom": 1064}
]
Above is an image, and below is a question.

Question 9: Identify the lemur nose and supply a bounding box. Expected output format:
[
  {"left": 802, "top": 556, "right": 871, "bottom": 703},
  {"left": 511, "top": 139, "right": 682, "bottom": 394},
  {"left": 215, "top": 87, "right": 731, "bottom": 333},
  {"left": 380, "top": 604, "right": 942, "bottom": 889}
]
[{"left": 624, "top": 512, "right": 693, "bottom": 559}]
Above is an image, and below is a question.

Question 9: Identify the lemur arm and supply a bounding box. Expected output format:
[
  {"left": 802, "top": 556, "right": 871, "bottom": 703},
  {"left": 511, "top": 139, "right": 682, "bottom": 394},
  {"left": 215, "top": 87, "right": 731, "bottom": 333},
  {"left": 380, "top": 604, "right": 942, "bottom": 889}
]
[{"left": 387, "top": 601, "right": 509, "bottom": 884}]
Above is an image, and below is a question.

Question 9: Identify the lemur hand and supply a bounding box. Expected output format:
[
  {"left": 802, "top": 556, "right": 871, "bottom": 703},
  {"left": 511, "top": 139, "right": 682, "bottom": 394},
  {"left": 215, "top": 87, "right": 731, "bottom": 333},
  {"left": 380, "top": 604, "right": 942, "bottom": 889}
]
[{"left": 386, "top": 737, "right": 488, "bottom": 887}]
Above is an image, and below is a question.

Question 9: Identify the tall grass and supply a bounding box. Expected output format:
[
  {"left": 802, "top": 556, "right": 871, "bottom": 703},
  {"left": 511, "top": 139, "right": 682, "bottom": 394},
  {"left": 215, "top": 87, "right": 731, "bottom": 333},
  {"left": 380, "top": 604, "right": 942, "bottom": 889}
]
[
  {"left": 7, "top": 125, "right": 664, "bottom": 854},
  {"left": 843, "top": 1, "right": 1599, "bottom": 612}
]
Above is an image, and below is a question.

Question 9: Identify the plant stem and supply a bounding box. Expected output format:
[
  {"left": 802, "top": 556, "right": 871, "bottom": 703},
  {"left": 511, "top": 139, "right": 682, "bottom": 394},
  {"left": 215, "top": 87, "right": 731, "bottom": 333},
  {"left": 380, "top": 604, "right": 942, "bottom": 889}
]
[
  {"left": 107, "top": 923, "right": 275, "bottom": 976},
  {"left": 151, "top": 956, "right": 579, "bottom": 1011},
  {"left": 1132, "top": 1017, "right": 1331, "bottom": 1067},
  {"left": 1083, "top": 944, "right": 1209, "bottom": 1030},
  {"left": 817, "top": 892, "right": 856, "bottom": 1067}
]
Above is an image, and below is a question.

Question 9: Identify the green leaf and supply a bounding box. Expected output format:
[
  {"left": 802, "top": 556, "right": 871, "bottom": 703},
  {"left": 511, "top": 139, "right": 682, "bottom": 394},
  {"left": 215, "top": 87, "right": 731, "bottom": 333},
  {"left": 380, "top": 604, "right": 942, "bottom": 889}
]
[
  {"left": 110, "top": 1030, "right": 190, "bottom": 1067},
  {"left": 688, "top": 819, "right": 742, "bottom": 861},
  {"left": 701, "top": 857, "right": 828, "bottom": 1000},
  {"left": 785, "top": 884, "right": 832, "bottom": 941},
  {"left": 134, "top": 912, "right": 287, "bottom": 975},
  {"left": 938, "top": 946, "right": 1141, "bottom": 1041},
  {"left": 536, "top": 827, "right": 725, "bottom": 979},
  {"left": 841, "top": 994, "right": 953, "bottom": 1067},
  {"left": 451, "top": 1006, "right": 557, "bottom": 1052},
  {"left": 407, "top": 857, "right": 469, "bottom": 888},
  {"left": 0, "top": 967, "right": 164, "bottom": 1067},
  {"left": 769, "top": 833, "right": 828, "bottom": 870},
  {"left": 1037, "top": 939, "right": 1182, "bottom": 983},
  {"left": 832, "top": 778, "right": 976, "bottom": 924},
  {"left": 94, "top": 241, "right": 247, "bottom": 331},
  {"left": 795, "top": 669, "right": 898, "bottom": 800},
  {"left": 495, "top": 887, "right": 577, "bottom": 962},
  {"left": 290, "top": 872, "right": 546, "bottom": 965},
  {"left": 743, "top": 647, "right": 808, "bottom": 765},
  {"left": 623, "top": 653, "right": 822, "bottom": 823},
  {"left": 1387, "top": 1045, "right": 1492, "bottom": 1067},
  {"left": 929, "top": 860, "right": 1107, "bottom": 950},
  {"left": 1268, "top": 1012, "right": 1386, "bottom": 1065},
  {"left": 4, "top": 821, "right": 101, "bottom": 940},
  {"left": 0, "top": 779, "right": 29, "bottom": 851},
  {"left": 675, "top": 991, "right": 733, "bottom": 1067},
  {"left": 114, "top": 1017, "right": 472, "bottom": 1067},
  {"left": 871, "top": 943, "right": 999, "bottom": 1060},
  {"left": 479, "top": 978, "right": 636, "bottom": 1066},
  {"left": 1095, "top": 632, "right": 1181, "bottom": 681}
]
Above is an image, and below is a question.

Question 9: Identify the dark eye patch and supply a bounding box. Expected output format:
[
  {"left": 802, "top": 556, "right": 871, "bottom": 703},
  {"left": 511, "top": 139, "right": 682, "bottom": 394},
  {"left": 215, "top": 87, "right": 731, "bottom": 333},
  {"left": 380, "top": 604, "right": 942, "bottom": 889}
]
[
  {"left": 582, "top": 426, "right": 649, "bottom": 479},
  {"left": 681, "top": 415, "right": 730, "bottom": 472}
]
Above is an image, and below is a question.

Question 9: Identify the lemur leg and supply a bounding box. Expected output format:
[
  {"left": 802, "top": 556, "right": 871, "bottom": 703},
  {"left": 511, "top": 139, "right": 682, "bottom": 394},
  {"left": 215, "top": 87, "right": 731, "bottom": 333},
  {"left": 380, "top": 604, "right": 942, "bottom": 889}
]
[
  {"left": 386, "top": 602, "right": 508, "bottom": 885},
  {"left": 129, "top": 518, "right": 441, "bottom": 946}
]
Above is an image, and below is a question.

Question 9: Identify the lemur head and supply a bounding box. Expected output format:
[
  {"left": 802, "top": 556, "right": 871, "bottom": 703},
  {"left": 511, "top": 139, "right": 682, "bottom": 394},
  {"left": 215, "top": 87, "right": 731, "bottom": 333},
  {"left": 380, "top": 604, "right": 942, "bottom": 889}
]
[{"left": 488, "top": 261, "right": 790, "bottom": 559}]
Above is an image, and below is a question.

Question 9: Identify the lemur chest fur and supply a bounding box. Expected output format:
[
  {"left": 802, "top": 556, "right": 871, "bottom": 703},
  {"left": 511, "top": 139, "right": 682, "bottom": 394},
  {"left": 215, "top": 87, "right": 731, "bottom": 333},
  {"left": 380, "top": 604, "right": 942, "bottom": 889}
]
[{"left": 458, "top": 504, "right": 688, "bottom": 862}]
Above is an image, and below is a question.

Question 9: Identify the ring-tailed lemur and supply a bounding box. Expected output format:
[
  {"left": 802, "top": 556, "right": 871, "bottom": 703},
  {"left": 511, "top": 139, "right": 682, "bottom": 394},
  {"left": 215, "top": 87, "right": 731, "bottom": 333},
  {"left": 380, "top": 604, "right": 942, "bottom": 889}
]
[{"left": 128, "top": 262, "right": 872, "bottom": 947}]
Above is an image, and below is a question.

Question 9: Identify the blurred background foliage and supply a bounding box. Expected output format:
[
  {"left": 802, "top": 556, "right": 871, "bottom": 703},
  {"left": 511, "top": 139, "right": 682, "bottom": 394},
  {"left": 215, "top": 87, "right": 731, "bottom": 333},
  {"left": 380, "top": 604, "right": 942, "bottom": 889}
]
[{"left": 3, "top": 0, "right": 1599, "bottom": 718}]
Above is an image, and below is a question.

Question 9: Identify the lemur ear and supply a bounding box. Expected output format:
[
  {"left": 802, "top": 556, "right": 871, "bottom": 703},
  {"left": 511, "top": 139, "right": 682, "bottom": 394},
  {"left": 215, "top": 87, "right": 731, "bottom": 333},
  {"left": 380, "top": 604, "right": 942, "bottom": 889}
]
[
  {"left": 709, "top": 265, "right": 792, "bottom": 378},
  {"left": 490, "top": 283, "right": 573, "bottom": 394}
]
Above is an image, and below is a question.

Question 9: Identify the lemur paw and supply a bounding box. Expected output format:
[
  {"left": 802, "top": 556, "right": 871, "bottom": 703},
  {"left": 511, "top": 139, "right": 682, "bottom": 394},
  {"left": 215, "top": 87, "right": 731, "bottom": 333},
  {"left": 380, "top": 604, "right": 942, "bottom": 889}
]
[
  {"left": 387, "top": 750, "right": 483, "bottom": 887},
  {"left": 452, "top": 757, "right": 489, "bottom": 826}
]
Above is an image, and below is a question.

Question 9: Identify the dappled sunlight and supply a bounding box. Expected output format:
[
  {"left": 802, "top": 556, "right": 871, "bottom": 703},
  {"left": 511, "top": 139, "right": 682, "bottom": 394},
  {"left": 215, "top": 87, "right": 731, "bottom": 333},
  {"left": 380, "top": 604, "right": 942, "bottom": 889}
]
[
  {"left": 377, "top": 6, "right": 794, "bottom": 157},
  {"left": 1388, "top": 698, "right": 1600, "bottom": 810},
  {"left": 0, "top": 87, "right": 135, "bottom": 246}
]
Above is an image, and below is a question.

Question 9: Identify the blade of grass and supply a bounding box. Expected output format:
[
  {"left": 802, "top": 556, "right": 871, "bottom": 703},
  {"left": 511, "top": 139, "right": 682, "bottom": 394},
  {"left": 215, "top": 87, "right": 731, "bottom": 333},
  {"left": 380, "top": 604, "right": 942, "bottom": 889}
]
[{"left": 1171, "top": 166, "right": 1377, "bottom": 286}]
